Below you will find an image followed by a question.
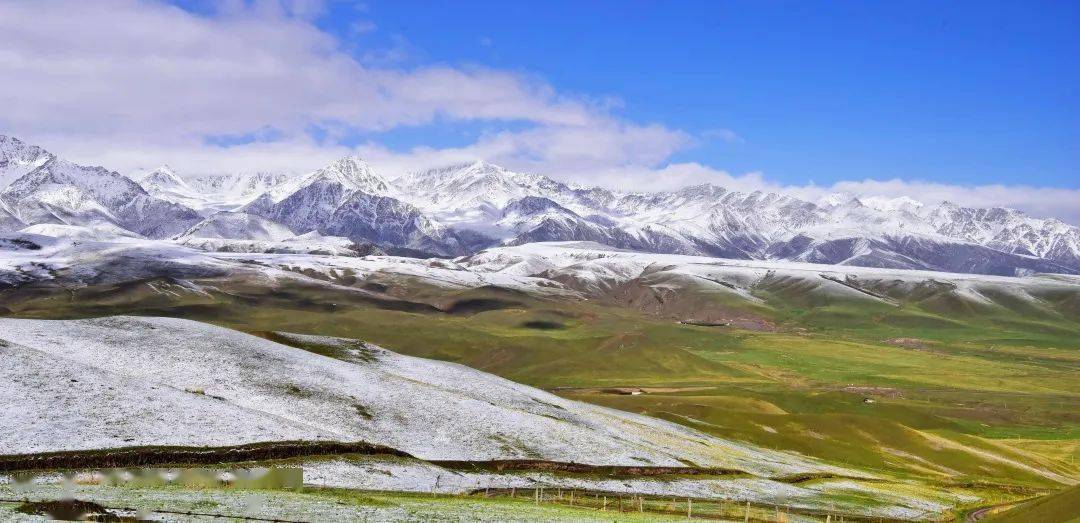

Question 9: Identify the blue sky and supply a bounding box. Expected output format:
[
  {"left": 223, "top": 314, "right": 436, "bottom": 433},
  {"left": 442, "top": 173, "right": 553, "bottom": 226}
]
[
  {"left": 300, "top": 0, "right": 1080, "bottom": 189},
  {"left": 4, "top": 0, "right": 1079, "bottom": 221}
]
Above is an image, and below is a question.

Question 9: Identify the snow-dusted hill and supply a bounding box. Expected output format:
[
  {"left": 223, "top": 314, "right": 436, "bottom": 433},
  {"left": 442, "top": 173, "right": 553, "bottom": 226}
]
[
  {"left": 130, "top": 164, "right": 209, "bottom": 211},
  {"left": 177, "top": 211, "right": 296, "bottom": 242},
  {"left": 458, "top": 241, "right": 1080, "bottom": 322},
  {"left": 0, "top": 315, "right": 848, "bottom": 477},
  {"left": 189, "top": 170, "right": 293, "bottom": 201},
  {"left": 4, "top": 225, "right": 1076, "bottom": 329},
  {"left": 1, "top": 134, "right": 1077, "bottom": 275}
]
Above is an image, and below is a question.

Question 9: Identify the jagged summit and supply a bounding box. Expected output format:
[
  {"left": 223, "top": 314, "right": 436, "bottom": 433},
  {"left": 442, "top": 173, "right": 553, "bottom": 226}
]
[
  {"left": 399, "top": 160, "right": 565, "bottom": 212},
  {"left": 264, "top": 155, "right": 393, "bottom": 204},
  {"left": 0, "top": 138, "right": 201, "bottom": 238},
  {"left": 137, "top": 164, "right": 192, "bottom": 192},
  {"left": 0, "top": 134, "right": 54, "bottom": 190},
  {"left": 317, "top": 155, "right": 391, "bottom": 193}
]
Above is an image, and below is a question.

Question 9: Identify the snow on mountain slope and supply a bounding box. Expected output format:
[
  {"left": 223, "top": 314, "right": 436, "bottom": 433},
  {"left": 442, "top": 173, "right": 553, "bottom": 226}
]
[
  {"left": 457, "top": 242, "right": 1080, "bottom": 321},
  {"left": 0, "top": 227, "right": 568, "bottom": 298},
  {"left": 0, "top": 202, "right": 24, "bottom": 231},
  {"left": 0, "top": 135, "right": 52, "bottom": 190},
  {"left": 928, "top": 202, "right": 1080, "bottom": 267},
  {"left": 175, "top": 230, "right": 363, "bottom": 256},
  {"left": 130, "top": 164, "right": 211, "bottom": 211},
  {"left": 177, "top": 170, "right": 297, "bottom": 212},
  {"left": 0, "top": 228, "right": 247, "bottom": 290},
  {"left": 461, "top": 242, "right": 1055, "bottom": 285},
  {"left": 393, "top": 160, "right": 1080, "bottom": 274},
  {"left": 0, "top": 136, "right": 202, "bottom": 238},
  {"left": 129, "top": 165, "right": 303, "bottom": 214},
  {"left": 394, "top": 161, "right": 624, "bottom": 248},
  {"left": 3, "top": 134, "right": 1078, "bottom": 275},
  {"left": 0, "top": 316, "right": 849, "bottom": 477},
  {"left": 391, "top": 162, "right": 1080, "bottom": 275},
  {"left": 242, "top": 157, "right": 484, "bottom": 256},
  {"left": 20, "top": 223, "right": 144, "bottom": 242},
  {"left": 321, "top": 192, "right": 478, "bottom": 255},
  {"left": 0, "top": 157, "right": 202, "bottom": 238},
  {"left": 265, "top": 156, "right": 394, "bottom": 204},
  {"left": 189, "top": 171, "right": 295, "bottom": 200},
  {"left": 397, "top": 161, "right": 567, "bottom": 214},
  {"left": 133, "top": 164, "right": 191, "bottom": 195},
  {"left": 177, "top": 211, "right": 295, "bottom": 241},
  {"left": 4, "top": 228, "right": 1076, "bottom": 326}
]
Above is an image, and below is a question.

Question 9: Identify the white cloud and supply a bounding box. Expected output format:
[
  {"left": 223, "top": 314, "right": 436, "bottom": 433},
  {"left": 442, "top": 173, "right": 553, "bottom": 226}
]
[
  {"left": 814, "top": 178, "right": 1080, "bottom": 224},
  {"left": 596, "top": 164, "right": 1080, "bottom": 224},
  {"left": 1, "top": 0, "right": 692, "bottom": 186},
  {"left": 345, "top": 142, "right": 1080, "bottom": 223},
  {"left": 0, "top": 0, "right": 611, "bottom": 141}
]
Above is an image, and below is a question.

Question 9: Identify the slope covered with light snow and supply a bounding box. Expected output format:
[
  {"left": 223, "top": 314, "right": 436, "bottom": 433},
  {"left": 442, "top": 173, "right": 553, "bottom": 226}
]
[
  {"left": 0, "top": 316, "right": 848, "bottom": 477},
  {"left": 0, "top": 135, "right": 53, "bottom": 190},
  {"left": 176, "top": 211, "right": 296, "bottom": 241}
]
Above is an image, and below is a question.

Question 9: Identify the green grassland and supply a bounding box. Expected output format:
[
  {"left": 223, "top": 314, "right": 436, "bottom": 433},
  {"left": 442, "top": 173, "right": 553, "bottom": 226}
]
[
  {"left": 3, "top": 268, "right": 1078, "bottom": 499},
  {"left": 0, "top": 484, "right": 695, "bottom": 522},
  {"left": 979, "top": 484, "right": 1080, "bottom": 522}
]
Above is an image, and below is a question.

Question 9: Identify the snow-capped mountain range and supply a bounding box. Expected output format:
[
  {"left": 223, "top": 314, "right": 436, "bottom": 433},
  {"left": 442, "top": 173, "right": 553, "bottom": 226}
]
[
  {"left": 0, "top": 136, "right": 201, "bottom": 238},
  {"left": 1, "top": 134, "right": 1077, "bottom": 276}
]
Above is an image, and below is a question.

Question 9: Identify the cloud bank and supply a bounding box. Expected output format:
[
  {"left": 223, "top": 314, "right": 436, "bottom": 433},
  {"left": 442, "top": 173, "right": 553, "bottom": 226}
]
[{"left": 1, "top": 0, "right": 1077, "bottom": 223}]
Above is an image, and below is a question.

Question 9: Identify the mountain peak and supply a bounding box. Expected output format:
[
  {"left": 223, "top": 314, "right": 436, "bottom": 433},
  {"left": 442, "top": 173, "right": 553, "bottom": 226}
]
[
  {"left": 137, "top": 164, "right": 193, "bottom": 194},
  {"left": 261, "top": 154, "right": 394, "bottom": 205},
  {"left": 328, "top": 154, "right": 370, "bottom": 169},
  {"left": 311, "top": 155, "right": 391, "bottom": 194},
  {"left": 147, "top": 163, "right": 180, "bottom": 180},
  {"left": 154, "top": 164, "right": 180, "bottom": 178},
  {"left": 819, "top": 192, "right": 860, "bottom": 208},
  {"left": 0, "top": 135, "right": 55, "bottom": 190},
  {"left": 859, "top": 195, "right": 924, "bottom": 214}
]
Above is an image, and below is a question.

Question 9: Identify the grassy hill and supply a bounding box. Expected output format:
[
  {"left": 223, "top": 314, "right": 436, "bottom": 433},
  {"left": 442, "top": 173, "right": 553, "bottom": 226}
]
[{"left": 3, "top": 254, "right": 1077, "bottom": 514}]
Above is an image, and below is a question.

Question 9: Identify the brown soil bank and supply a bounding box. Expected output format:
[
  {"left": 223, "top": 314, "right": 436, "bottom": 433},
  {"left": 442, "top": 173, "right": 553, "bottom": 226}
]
[
  {"left": 0, "top": 441, "right": 409, "bottom": 472},
  {"left": 433, "top": 459, "right": 746, "bottom": 477},
  {"left": 1, "top": 442, "right": 875, "bottom": 484}
]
